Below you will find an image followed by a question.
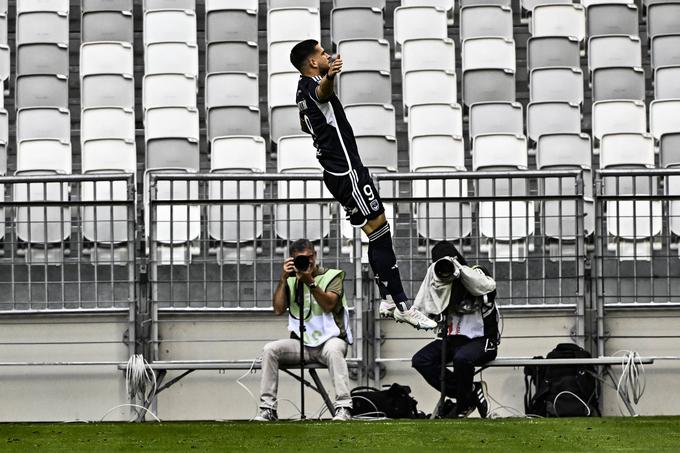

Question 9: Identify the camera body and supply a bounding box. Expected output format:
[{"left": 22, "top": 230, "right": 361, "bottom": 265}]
[{"left": 289, "top": 255, "right": 311, "bottom": 277}]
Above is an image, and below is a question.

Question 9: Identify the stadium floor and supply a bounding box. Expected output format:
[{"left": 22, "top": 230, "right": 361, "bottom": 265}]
[{"left": 1, "top": 417, "right": 679, "bottom": 452}]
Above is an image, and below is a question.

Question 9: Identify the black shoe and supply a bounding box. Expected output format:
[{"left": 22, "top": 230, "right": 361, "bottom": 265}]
[
  {"left": 473, "top": 381, "right": 489, "bottom": 418},
  {"left": 439, "top": 398, "right": 456, "bottom": 418}
]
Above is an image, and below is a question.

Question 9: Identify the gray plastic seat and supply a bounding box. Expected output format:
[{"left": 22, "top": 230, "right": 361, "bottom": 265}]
[
  {"left": 270, "top": 105, "right": 300, "bottom": 144},
  {"left": 82, "top": 10, "right": 133, "bottom": 43},
  {"left": 393, "top": 6, "right": 448, "bottom": 56},
  {"left": 206, "top": 8, "right": 258, "bottom": 43},
  {"left": 16, "top": 74, "right": 68, "bottom": 109},
  {"left": 17, "top": 107, "right": 70, "bottom": 142},
  {"left": 82, "top": 74, "right": 134, "bottom": 109},
  {"left": 356, "top": 135, "right": 398, "bottom": 172},
  {"left": 651, "top": 34, "right": 680, "bottom": 69},
  {"left": 17, "top": 43, "right": 68, "bottom": 76},
  {"left": 527, "top": 36, "right": 580, "bottom": 71},
  {"left": 331, "top": 7, "right": 383, "bottom": 44},
  {"left": 338, "top": 39, "right": 390, "bottom": 73},
  {"left": 469, "top": 102, "right": 523, "bottom": 140},
  {"left": 403, "top": 69, "right": 457, "bottom": 115},
  {"left": 586, "top": 4, "right": 639, "bottom": 38},
  {"left": 654, "top": 66, "right": 680, "bottom": 99},
  {"left": 460, "top": 5, "right": 513, "bottom": 40},
  {"left": 208, "top": 106, "right": 261, "bottom": 143},
  {"left": 527, "top": 101, "right": 581, "bottom": 143},
  {"left": 588, "top": 35, "right": 642, "bottom": 72},
  {"left": 592, "top": 67, "right": 645, "bottom": 102},
  {"left": 17, "top": 11, "right": 69, "bottom": 45},
  {"left": 462, "top": 68, "right": 515, "bottom": 107},
  {"left": 82, "top": 0, "right": 133, "bottom": 12},
  {"left": 334, "top": 0, "right": 385, "bottom": 7},
  {"left": 648, "top": 3, "right": 680, "bottom": 40},
  {"left": 337, "top": 70, "right": 391, "bottom": 105},
  {"left": 143, "top": 0, "right": 195, "bottom": 11},
  {"left": 268, "top": 0, "right": 319, "bottom": 7},
  {"left": 660, "top": 132, "right": 680, "bottom": 168},
  {"left": 530, "top": 67, "right": 583, "bottom": 105},
  {"left": 207, "top": 41, "right": 258, "bottom": 74}
]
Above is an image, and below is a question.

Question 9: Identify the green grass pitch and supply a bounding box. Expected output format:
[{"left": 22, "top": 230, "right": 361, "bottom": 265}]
[{"left": 1, "top": 417, "right": 679, "bottom": 452}]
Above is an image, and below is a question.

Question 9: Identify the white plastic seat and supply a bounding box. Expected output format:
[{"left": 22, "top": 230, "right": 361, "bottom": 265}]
[
  {"left": 275, "top": 135, "right": 331, "bottom": 242},
  {"left": 268, "top": 41, "right": 299, "bottom": 74},
  {"left": 146, "top": 168, "right": 200, "bottom": 246},
  {"left": 462, "top": 69, "right": 516, "bottom": 106},
  {"left": 530, "top": 67, "right": 583, "bottom": 104},
  {"left": 648, "top": 3, "right": 680, "bottom": 40},
  {"left": 206, "top": 8, "right": 258, "bottom": 44},
  {"left": 0, "top": 45, "right": 8, "bottom": 81},
  {"left": 144, "top": 9, "right": 197, "bottom": 46},
  {"left": 82, "top": 74, "right": 134, "bottom": 109},
  {"left": 401, "top": 0, "right": 454, "bottom": 10},
  {"left": 522, "top": 0, "right": 572, "bottom": 13},
  {"left": 588, "top": 35, "right": 642, "bottom": 72},
  {"left": 145, "top": 107, "right": 200, "bottom": 171},
  {"left": 208, "top": 135, "right": 266, "bottom": 246},
  {"left": 650, "top": 100, "right": 680, "bottom": 141},
  {"left": 527, "top": 36, "right": 580, "bottom": 71},
  {"left": 345, "top": 103, "right": 396, "bottom": 137},
  {"left": 144, "top": 0, "right": 195, "bottom": 10},
  {"left": 207, "top": 41, "right": 258, "bottom": 74},
  {"left": 17, "top": 139, "right": 71, "bottom": 174},
  {"left": 269, "top": 72, "right": 301, "bottom": 143},
  {"left": 206, "top": 72, "right": 258, "bottom": 109},
  {"left": 462, "top": 37, "right": 515, "bottom": 71},
  {"left": 267, "top": 7, "right": 320, "bottom": 46},
  {"left": 17, "top": 107, "right": 70, "bottom": 142},
  {"left": 401, "top": 38, "right": 455, "bottom": 74},
  {"left": 586, "top": 4, "right": 639, "bottom": 38},
  {"left": 17, "top": 0, "right": 69, "bottom": 12},
  {"left": 661, "top": 132, "right": 680, "bottom": 237},
  {"left": 592, "top": 100, "right": 646, "bottom": 142},
  {"left": 145, "top": 42, "right": 198, "bottom": 77},
  {"left": 469, "top": 102, "right": 523, "bottom": 141},
  {"left": 337, "top": 70, "right": 391, "bottom": 105},
  {"left": 334, "top": 0, "right": 385, "bottom": 7},
  {"left": 403, "top": 70, "right": 456, "bottom": 114},
  {"left": 651, "top": 34, "right": 680, "bottom": 69},
  {"left": 82, "top": 0, "right": 133, "bottom": 11},
  {"left": 82, "top": 138, "right": 136, "bottom": 174},
  {"left": 527, "top": 101, "right": 581, "bottom": 143},
  {"left": 144, "top": 73, "right": 197, "bottom": 110},
  {"left": 410, "top": 134, "right": 465, "bottom": 171},
  {"left": 393, "top": 6, "right": 447, "bottom": 56},
  {"left": 331, "top": 7, "right": 383, "bottom": 44},
  {"left": 531, "top": 4, "right": 586, "bottom": 42},
  {"left": 654, "top": 66, "right": 680, "bottom": 99},
  {"left": 82, "top": 10, "right": 133, "bottom": 43},
  {"left": 408, "top": 103, "right": 463, "bottom": 140},
  {"left": 80, "top": 41, "right": 133, "bottom": 77},
  {"left": 338, "top": 39, "right": 391, "bottom": 73},
  {"left": 460, "top": 5, "right": 513, "bottom": 40},
  {"left": 81, "top": 107, "right": 135, "bottom": 143},
  {"left": 16, "top": 42, "right": 68, "bottom": 76},
  {"left": 15, "top": 74, "right": 68, "bottom": 109},
  {"left": 268, "top": 0, "right": 319, "bottom": 7},
  {"left": 208, "top": 107, "right": 261, "bottom": 142},
  {"left": 16, "top": 11, "right": 69, "bottom": 45},
  {"left": 591, "top": 67, "right": 645, "bottom": 102},
  {"left": 356, "top": 135, "right": 398, "bottom": 170}
]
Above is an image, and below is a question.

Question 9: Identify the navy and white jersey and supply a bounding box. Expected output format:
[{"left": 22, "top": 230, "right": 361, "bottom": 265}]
[{"left": 296, "top": 75, "right": 364, "bottom": 175}]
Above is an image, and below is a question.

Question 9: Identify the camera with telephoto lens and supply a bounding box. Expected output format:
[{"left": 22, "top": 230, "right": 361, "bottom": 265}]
[
  {"left": 433, "top": 256, "right": 459, "bottom": 281},
  {"left": 293, "top": 255, "right": 311, "bottom": 272}
]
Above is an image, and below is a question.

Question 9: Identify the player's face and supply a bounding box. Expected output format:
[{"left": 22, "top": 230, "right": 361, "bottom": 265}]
[{"left": 312, "top": 44, "right": 331, "bottom": 74}]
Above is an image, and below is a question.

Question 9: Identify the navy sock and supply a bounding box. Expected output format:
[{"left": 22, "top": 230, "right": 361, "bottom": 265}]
[{"left": 367, "top": 222, "right": 409, "bottom": 311}]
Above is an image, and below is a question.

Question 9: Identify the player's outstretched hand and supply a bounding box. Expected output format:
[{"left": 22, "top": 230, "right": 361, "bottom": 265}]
[{"left": 328, "top": 54, "right": 343, "bottom": 78}]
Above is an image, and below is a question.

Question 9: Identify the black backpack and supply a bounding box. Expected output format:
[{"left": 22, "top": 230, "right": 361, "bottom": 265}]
[
  {"left": 350, "top": 383, "right": 425, "bottom": 419},
  {"left": 524, "top": 343, "right": 600, "bottom": 417}
]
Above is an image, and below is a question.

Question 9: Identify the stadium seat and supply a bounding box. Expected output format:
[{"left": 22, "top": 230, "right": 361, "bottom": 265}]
[
  {"left": 268, "top": 0, "right": 319, "bottom": 8},
  {"left": 275, "top": 135, "right": 331, "bottom": 242},
  {"left": 526, "top": 101, "right": 581, "bottom": 144},
  {"left": 411, "top": 134, "right": 471, "bottom": 241},
  {"left": 205, "top": 4, "right": 258, "bottom": 43},
  {"left": 588, "top": 35, "right": 642, "bottom": 72},
  {"left": 660, "top": 132, "right": 680, "bottom": 169},
  {"left": 145, "top": 42, "right": 198, "bottom": 77},
  {"left": 143, "top": 0, "right": 196, "bottom": 11},
  {"left": 16, "top": 107, "right": 70, "bottom": 143},
  {"left": 592, "top": 100, "right": 646, "bottom": 143},
  {"left": 0, "top": 44, "right": 8, "bottom": 82},
  {"left": 654, "top": 66, "right": 680, "bottom": 99},
  {"left": 345, "top": 103, "right": 396, "bottom": 137},
  {"left": 522, "top": 0, "right": 572, "bottom": 14},
  {"left": 660, "top": 132, "right": 680, "bottom": 239},
  {"left": 15, "top": 74, "right": 68, "bottom": 109},
  {"left": 16, "top": 42, "right": 68, "bottom": 76},
  {"left": 144, "top": 9, "right": 197, "bottom": 46},
  {"left": 337, "top": 70, "right": 391, "bottom": 105},
  {"left": 144, "top": 73, "right": 197, "bottom": 110},
  {"left": 81, "top": 107, "right": 136, "bottom": 143},
  {"left": 80, "top": 42, "right": 134, "bottom": 77},
  {"left": 82, "top": 74, "right": 134, "bottom": 109},
  {"left": 462, "top": 69, "right": 516, "bottom": 107},
  {"left": 267, "top": 7, "right": 321, "bottom": 46},
  {"left": 81, "top": 10, "right": 133, "bottom": 43},
  {"left": 338, "top": 39, "right": 391, "bottom": 73},
  {"left": 16, "top": 11, "right": 69, "bottom": 45},
  {"left": 145, "top": 107, "right": 200, "bottom": 170},
  {"left": 531, "top": 4, "right": 586, "bottom": 43},
  {"left": 82, "top": 0, "right": 133, "bottom": 12},
  {"left": 334, "top": 0, "right": 385, "bottom": 7},
  {"left": 527, "top": 36, "right": 580, "bottom": 71},
  {"left": 82, "top": 138, "right": 136, "bottom": 175},
  {"left": 209, "top": 107, "right": 261, "bottom": 142},
  {"left": 462, "top": 37, "right": 515, "bottom": 72},
  {"left": 529, "top": 67, "right": 584, "bottom": 105},
  {"left": 16, "top": 139, "right": 71, "bottom": 174},
  {"left": 650, "top": 99, "right": 680, "bottom": 142},
  {"left": 17, "top": 0, "right": 69, "bottom": 13},
  {"left": 647, "top": 3, "right": 680, "bottom": 40},
  {"left": 473, "top": 133, "right": 534, "bottom": 261},
  {"left": 268, "top": 71, "right": 301, "bottom": 143},
  {"left": 0, "top": 12, "right": 6, "bottom": 46},
  {"left": 586, "top": 3, "right": 639, "bottom": 38},
  {"left": 268, "top": 41, "right": 299, "bottom": 74},
  {"left": 402, "top": 70, "right": 456, "bottom": 117},
  {"left": 331, "top": 7, "right": 383, "bottom": 44},
  {"left": 591, "top": 67, "right": 645, "bottom": 102},
  {"left": 355, "top": 135, "right": 398, "bottom": 172},
  {"left": 408, "top": 103, "right": 463, "bottom": 140},
  {"left": 468, "top": 102, "right": 523, "bottom": 142},
  {"left": 208, "top": 135, "right": 266, "bottom": 263},
  {"left": 206, "top": 72, "right": 258, "bottom": 111},
  {"left": 461, "top": 0, "right": 510, "bottom": 5},
  {"left": 393, "top": 6, "right": 448, "bottom": 57},
  {"left": 401, "top": 38, "right": 455, "bottom": 75},
  {"left": 207, "top": 41, "right": 258, "bottom": 74},
  {"left": 650, "top": 34, "right": 680, "bottom": 69},
  {"left": 460, "top": 5, "right": 513, "bottom": 41}
]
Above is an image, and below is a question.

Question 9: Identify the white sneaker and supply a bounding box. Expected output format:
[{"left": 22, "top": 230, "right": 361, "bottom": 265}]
[
  {"left": 253, "top": 407, "right": 278, "bottom": 422},
  {"left": 379, "top": 299, "right": 396, "bottom": 318},
  {"left": 394, "top": 306, "right": 437, "bottom": 330},
  {"left": 332, "top": 407, "right": 352, "bottom": 421}
]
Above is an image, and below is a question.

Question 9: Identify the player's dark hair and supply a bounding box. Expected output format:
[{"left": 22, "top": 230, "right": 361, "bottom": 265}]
[
  {"left": 290, "top": 39, "right": 319, "bottom": 72},
  {"left": 289, "top": 238, "right": 314, "bottom": 256}
]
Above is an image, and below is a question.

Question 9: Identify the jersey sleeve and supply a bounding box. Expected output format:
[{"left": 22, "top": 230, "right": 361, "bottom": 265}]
[{"left": 299, "top": 77, "right": 328, "bottom": 104}]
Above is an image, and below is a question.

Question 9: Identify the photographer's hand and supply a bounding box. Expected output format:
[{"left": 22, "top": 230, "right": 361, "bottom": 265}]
[
  {"left": 281, "top": 257, "right": 295, "bottom": 281},
  {"left": 296, "top": 268, "right": 315, "bottom": 287},
  {"left": 273, "top": 258, "right": 295, "bottom": 315}
]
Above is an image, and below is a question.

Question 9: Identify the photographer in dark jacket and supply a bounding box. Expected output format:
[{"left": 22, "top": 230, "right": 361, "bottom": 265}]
[{"left": 411, "top": 241, "right": 500, "bottom": 418}]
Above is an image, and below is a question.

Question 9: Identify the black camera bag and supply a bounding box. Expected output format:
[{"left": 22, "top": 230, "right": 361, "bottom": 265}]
[{"left": 350, "top": 383, "right": 422, "bottom": 419}]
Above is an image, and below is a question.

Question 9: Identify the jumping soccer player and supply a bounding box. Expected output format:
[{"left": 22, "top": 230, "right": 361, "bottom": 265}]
[{"left": 290, "top": 39, "right": 435, "bottom": 330}]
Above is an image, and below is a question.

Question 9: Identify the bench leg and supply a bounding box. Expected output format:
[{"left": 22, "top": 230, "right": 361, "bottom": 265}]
[{"left": 308, "top": 369, "right": 336, "bottom": 417}]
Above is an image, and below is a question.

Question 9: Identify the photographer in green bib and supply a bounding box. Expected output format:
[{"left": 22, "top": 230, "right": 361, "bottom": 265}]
[{"left": 254, "top": 239, "right": 353, "bottom": 422}]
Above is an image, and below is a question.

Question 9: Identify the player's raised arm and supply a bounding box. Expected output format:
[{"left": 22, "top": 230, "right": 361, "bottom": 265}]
[{"left": 316, "top": 55, "right": 342, "bottom": 102}]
